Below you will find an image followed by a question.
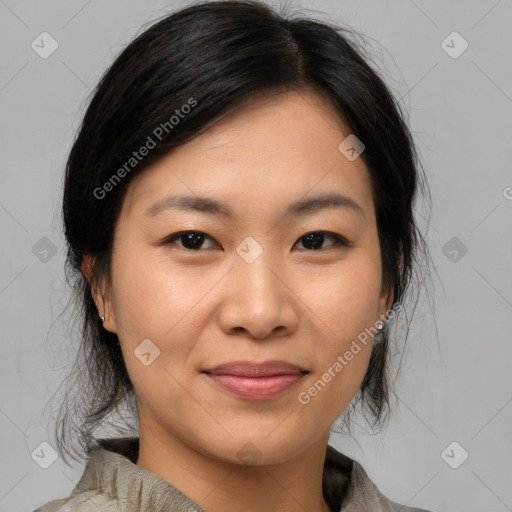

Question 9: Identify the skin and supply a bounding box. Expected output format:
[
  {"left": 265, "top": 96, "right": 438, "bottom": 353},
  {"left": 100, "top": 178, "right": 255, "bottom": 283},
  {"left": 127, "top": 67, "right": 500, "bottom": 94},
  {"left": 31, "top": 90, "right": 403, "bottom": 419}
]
[{"left": 84, "top": 89, "right": 392, "bottom": 512}]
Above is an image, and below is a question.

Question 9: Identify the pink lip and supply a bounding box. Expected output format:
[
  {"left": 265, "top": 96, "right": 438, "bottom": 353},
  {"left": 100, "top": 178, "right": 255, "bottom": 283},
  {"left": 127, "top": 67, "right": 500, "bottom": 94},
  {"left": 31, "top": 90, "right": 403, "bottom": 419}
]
[
  {"left": 201, "top": 360, "right": 308, "bottom": 400},
  {"left": 202, "top": 359, "right": 307, "bottom": 376}
]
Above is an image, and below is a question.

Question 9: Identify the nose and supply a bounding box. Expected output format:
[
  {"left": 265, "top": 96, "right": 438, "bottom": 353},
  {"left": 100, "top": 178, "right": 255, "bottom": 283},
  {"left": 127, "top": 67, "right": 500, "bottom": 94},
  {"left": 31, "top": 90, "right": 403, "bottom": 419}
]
[{"left": 216, "top": 249, "right": 299, "bottom": 340}]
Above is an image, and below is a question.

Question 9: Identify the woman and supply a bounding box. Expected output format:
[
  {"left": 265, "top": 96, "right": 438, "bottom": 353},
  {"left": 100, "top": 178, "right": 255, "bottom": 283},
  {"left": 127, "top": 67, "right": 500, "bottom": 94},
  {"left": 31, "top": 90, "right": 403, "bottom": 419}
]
[{"left": 34, "top": 0, "right": 433, "bottom": 510}]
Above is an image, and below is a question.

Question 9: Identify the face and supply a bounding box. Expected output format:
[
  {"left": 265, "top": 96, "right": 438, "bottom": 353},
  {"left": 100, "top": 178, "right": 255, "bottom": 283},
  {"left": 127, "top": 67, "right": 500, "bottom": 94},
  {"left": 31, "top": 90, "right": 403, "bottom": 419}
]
[{"left": 92, "top": 89, "right": 392, "bottom": 465}]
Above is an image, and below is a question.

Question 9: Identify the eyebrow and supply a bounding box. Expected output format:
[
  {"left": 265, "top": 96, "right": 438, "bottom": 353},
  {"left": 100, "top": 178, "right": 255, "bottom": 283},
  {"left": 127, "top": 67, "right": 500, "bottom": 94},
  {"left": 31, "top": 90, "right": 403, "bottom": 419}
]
[{"left": 145, "top": 192, "right": 365, "bottom": 220}]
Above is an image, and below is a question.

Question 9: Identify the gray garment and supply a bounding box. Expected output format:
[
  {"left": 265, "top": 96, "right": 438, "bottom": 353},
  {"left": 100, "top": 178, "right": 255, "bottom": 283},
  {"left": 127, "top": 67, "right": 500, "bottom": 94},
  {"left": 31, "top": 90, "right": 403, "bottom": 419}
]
[{"left": 33, "top": 437, "right": 431, "bottom": 512}]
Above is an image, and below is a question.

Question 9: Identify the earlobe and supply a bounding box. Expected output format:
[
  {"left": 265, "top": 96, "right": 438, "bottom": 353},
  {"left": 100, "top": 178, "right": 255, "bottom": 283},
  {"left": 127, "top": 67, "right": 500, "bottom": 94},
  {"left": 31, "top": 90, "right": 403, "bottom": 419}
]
[
  {"left": 81, "top": 255, "right": 117, "bottom": 333},
  {"left": 101, "top": 304, "right": 118, "bottom": 334}
]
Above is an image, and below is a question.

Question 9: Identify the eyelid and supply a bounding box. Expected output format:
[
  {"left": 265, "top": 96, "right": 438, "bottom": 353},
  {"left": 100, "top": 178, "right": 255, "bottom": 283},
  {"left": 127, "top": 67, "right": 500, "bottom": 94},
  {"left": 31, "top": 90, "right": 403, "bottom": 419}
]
[
  {"left": 294, "top": 231, "right": 353, "bottom": 250},
  {"left": 156, "top": 230, "right": 219, "bottom": 248},
  {"left": 156, "top": 230, "right": 353, "bottom": 250}
]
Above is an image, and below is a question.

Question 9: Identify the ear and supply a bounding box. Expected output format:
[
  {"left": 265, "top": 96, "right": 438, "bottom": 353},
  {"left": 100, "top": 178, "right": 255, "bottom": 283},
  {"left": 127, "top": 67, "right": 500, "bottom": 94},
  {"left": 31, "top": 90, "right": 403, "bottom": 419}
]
[
  {"left": 376, "top": 280, "right": 394, "bottom": 328},
  {"left": 81, "top": 255, "right": 118, "bottom": 333}
]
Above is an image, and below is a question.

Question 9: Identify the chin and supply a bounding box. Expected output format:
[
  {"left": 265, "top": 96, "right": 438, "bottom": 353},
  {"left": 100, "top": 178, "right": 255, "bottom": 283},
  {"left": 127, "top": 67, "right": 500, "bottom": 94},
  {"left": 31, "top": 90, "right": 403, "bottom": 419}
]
[{"left": 203, "top": 432, "right": 313, "bottom": 468}]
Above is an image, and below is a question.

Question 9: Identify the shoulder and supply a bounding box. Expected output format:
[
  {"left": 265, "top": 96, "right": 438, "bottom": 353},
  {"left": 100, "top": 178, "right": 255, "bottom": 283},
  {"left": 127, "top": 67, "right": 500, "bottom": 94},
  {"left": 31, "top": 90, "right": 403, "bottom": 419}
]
[
  {"left": 32, "top": 497, "right": 68, "bottom": 512},
  {"left": 32, "top": 490, "right": 120, "bottom": 512},
  {"left": 324, "top": 445, "right": 433, "bottom": 512},
  {"left": 348, "top": 460, "right": 433, "bottom": 512},
  {"left": 32, "top": 437, "right": 137, "bottom": 512}
]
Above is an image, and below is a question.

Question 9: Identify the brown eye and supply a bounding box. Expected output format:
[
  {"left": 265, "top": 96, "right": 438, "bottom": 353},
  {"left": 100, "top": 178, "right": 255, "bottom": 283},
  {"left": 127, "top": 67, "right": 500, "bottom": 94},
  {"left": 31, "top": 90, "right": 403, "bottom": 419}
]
[
  {"left": 293, "top": 231, "right": 350, "bottom": 251},
  {"left": 161, "top": 230, "right": 351, "bottom": 252},
  {"left": 164, "top": 231, "right": 218, "bottom": 250}
]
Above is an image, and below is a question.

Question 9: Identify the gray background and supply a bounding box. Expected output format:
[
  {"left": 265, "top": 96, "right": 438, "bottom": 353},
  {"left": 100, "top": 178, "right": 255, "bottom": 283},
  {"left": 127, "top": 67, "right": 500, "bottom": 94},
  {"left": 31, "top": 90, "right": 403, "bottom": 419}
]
[{"left": 1, "top": 0, "right": 511, "bottom": 511}]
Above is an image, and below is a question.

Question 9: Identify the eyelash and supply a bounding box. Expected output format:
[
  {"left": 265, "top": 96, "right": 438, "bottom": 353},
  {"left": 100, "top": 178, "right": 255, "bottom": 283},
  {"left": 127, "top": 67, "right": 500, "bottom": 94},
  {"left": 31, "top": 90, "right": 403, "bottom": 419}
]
[{"left": 160, "top": 230, "right": 352, "bottom": 252}]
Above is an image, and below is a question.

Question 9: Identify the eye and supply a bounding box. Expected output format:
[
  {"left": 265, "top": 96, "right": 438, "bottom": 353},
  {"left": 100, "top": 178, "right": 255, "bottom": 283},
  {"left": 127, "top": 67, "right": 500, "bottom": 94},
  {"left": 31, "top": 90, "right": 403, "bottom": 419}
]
[
  {"left": 163, "top": 231, "right": 219, "bottom": 251},
  {"left": 161, "top": 230, "right": 351, "bottom": 251},
  {"left": 293, "top": 231, "right": 351, "bottom": 251}
]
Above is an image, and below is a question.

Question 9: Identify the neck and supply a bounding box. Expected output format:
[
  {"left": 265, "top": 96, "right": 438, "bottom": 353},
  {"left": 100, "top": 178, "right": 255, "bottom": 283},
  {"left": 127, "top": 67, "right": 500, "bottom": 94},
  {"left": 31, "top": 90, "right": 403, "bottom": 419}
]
[{"left": 136, "top": 425, "right": 333, "bottom": 512}]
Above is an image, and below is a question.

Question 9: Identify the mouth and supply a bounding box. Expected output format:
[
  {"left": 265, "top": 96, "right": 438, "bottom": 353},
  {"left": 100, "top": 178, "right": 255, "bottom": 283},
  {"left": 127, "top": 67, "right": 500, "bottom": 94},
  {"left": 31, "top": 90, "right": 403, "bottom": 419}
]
[{"left": 201, "top": 360, "right": 309, "bottom": 401}]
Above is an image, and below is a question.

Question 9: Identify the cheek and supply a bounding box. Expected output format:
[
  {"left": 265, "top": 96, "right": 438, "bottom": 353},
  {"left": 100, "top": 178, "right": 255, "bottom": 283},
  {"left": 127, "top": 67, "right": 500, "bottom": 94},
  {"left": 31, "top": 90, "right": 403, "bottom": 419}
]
[
  {"left": 294, "top": 253, "right": 381, "bottom": 398},
  {"left": 110, "top": 245, "right": 206, "bottom": 338},
  {"left": 299, "top": 252, "right": 382, "bottom": 340},
  {"left": 109, "top": 251, "right": 202, "bottom": 407},
  {"left": 108, "top": 246, "right": 225, "bottom": 390}
]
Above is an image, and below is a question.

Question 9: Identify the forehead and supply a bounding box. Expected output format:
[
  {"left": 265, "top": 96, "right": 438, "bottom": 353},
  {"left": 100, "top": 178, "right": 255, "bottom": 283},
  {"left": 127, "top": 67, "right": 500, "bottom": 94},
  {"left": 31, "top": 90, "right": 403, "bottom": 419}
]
[{"left": 121, "top": 89, "right": 374, "bottom": 223}]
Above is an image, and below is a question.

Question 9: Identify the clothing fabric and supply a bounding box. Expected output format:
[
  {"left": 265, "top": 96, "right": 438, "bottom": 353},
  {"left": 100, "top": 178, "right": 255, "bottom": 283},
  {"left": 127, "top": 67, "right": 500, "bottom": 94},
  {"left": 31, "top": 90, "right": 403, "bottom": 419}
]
[{"left": 33, "top": 437, "right": 431, "bottom": 512}]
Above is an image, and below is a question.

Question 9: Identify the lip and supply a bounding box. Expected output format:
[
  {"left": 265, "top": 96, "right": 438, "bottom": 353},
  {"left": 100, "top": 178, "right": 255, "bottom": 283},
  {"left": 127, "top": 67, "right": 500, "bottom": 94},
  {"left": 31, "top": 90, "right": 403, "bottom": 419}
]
[
  {"left": 202, "top": 360, "right": 307, "bottom": 376},
  {"left": 201, "top": 360, "right": 308, "bottom": 401}
]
